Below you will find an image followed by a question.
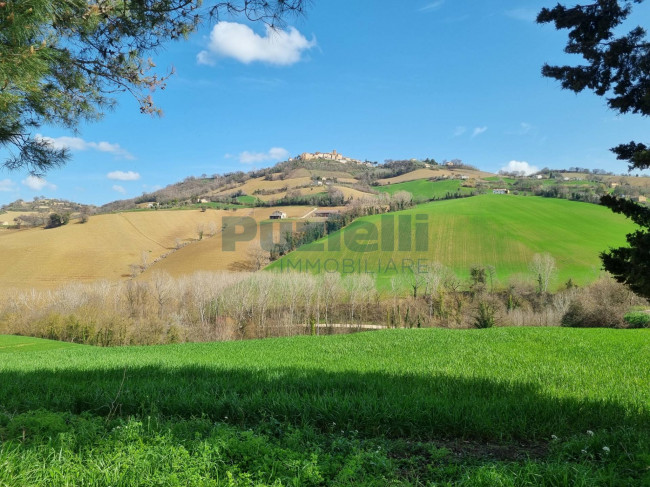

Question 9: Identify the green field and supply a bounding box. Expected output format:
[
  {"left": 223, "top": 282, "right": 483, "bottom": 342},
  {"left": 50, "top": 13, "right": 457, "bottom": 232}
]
[
  {"left": 236, "top": 195, "right": 259, "bottom": 205},
  {"left": 0, "top": 330, "right": 648, "bottom": 485},
  {"left": 377, "top": 179, "right": 471, "bottom": 200},
  {"left": 268, "top": 195, "right": 636, "bottom": 287}
]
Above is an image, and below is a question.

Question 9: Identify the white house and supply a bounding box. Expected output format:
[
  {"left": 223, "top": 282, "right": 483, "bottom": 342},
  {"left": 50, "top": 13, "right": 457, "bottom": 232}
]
[{"left": 270, "top": 211, "right": 287, "bottom": 220}]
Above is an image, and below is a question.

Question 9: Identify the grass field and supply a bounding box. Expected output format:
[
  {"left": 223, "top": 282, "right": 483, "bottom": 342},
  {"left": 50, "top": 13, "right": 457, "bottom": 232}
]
[
  {"left": 267, "top": 195, "right": 637, "bottom": 287},
  {"left": 376, "top": 179, "right": 472, "bottom": 200},
  {"left": 0, "top": 329, "right": 648, "bottom": 485}
]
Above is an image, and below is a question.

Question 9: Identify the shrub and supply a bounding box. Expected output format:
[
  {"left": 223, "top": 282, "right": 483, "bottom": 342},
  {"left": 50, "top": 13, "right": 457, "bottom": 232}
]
[
  {"left": 623, "top": 311, "right": 650, "bottom": 329},
  {"left": 474, "top": 301, "right": 496, "bottom": 329},
  {"left": 46, "top": 213, "right": 70, "bottom": 228},
  {"left": 561, "top": 277, "right": 645, "bottom": 328}
]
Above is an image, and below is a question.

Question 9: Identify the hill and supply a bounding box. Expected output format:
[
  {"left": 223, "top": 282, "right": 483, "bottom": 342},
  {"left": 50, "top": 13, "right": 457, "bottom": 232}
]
[
  {"left": 376, "top": 178, "right": 474, "bottom": 200},
  {"left": 1, "top": 328, "right": 648, "bottom": 485},
  {"left": 0, "top": 207, "right": 310, "bottom": 290},
  {"left": 267, "top": 194, "right": 637, "bottom": 287}
]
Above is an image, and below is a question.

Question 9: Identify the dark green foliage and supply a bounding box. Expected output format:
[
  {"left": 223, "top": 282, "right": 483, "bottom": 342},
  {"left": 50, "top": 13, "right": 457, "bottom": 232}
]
[
  {"left": 537, "top": 0, "right": 650, "bottom": 171},
  {"left": 46, "top": 212, "right": 69, "bottom": 228},
  {"left": 474, "top": 301, "right": 496, "bottom": 328},
  {"left": 538, "top": 1, "right": 650, "bottom": 297},
  {"left": 600, "top": 194, "right": 650, "bottom": 298},
  {"left": 624, "top": 311, "right": 650, "bottom": 327}
]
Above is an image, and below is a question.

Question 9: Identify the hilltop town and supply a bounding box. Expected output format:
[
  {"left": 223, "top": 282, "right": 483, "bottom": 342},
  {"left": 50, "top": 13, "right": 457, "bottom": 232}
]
[{"left": 294, "top": 150, "right": 370, "bottom": 166}]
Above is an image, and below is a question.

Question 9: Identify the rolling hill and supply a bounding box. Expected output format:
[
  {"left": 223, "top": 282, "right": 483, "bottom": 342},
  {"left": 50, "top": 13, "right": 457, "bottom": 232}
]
[
  {"left": 267, "top": 194, "right": 637, "bottom": 287},
  {"left": 0, "top": 206, "right": 311, "bottom": 290}
]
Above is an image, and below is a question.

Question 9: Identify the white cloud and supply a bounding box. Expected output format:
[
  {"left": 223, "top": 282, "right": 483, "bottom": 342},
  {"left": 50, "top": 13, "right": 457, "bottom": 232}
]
[
  {"left": 112, "top": 185, "right": 127, "bottom": 194},
  {"left": 22, "top": 175, "right": 56, "bottom": 191},
  {"left": 420, "top": 1, "right": 444, "bottom": 12},
  {"left": 453, "top": 126, "right": 467, "bottom": 137},
  {"left": 107, "top": 170, "right": 140, "bottom": 181},
  {"left": 197, "top": 22, "right": 316, "bottom": 66},
  {"left": 237, "top": 147, "right": 290, "bottom": 164},
  {"left": 0, "top": 179, "right": 17, "bottom": 192},
  {"left": 500, "top": 160, "right": 539, "bottom": 176},
  {"left": 472, "top": 126, "right": 488, "bottom": 138},
  {"left": 36, "top": 134, "right": 134, "bottom": 160}
]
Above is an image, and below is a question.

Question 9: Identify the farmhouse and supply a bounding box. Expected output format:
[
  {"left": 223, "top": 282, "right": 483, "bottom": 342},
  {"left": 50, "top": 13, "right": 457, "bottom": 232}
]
[
  {"left": 270, "top": 211, "right": 287, "bottom": 220},
  {"left": 492, "top": 188, "right": 509, "bottom": 195}
]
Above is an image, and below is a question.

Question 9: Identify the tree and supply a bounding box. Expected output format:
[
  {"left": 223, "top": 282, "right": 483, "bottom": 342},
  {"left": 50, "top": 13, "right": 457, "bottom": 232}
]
[
  {"left": 537, "top": 1, "right": 650, "bottom": 298},
  {"left": 1, "top": 0, "right": 307, "bottom": 174},
  {"left": 529, "top": 253, "right": 557, "bottom": 294},
  {"left": 46, "top": 212, "right": 69, "bottom": 228},
  {"left": 537, "top": 1, "right": 649, "bottom": 172},
  {"left": 599, "top": 195, "right": 650, "bottom": 297}
]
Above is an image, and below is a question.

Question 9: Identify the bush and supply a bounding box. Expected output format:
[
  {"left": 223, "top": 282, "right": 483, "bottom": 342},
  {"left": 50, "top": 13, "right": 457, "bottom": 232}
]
[
  {"left": 623, "top": 311, "right": 650, "bottom": 329},
  {"left": 474, "top": 301, "right": 496, "bottom": 329},
  {"left": 47, "top": 213, "right": 70, "bottom": 228},
  {"left": 561, "top": 278, "right": 645, "bottom": 328}
]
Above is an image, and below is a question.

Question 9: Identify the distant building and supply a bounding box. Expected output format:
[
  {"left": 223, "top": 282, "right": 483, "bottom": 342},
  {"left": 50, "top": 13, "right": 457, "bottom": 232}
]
[
  {"left": 637, "top": 195, "right": 647, "bottom": 203},
  {"left": 298, "top": 150, "right": 363, "bottom": 165},
  {"left": 610, "top": 182, "right": 619, "bottom": 188},
  {"left": 492, "top": 189, "right": 509, "bottom": 195},
  {"left": 270, "top": 211, "right": 287, "bottom": 220}
]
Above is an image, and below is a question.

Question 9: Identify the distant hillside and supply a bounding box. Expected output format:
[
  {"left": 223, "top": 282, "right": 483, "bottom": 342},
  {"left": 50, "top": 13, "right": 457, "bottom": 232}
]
[
  {"left": 267, "top": 195, "right": 637, "bottom": 288},
  {"left": 97, "top": 157, "right": 481, "bottom": 212}
]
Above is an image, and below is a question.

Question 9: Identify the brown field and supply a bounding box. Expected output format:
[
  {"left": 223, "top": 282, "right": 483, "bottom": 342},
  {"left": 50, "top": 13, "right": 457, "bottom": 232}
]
[
  {"left": 141, "top": 206, "right": 313, "bottom": 278},
  {"left": 0, "top": 208, "right": 312, "bottom": 290},
  {"left": 209, "top": 176, "right": 314, "bottom": 198},
  {"left": 334, "top": 185, "right": 376, "bottom": 200},
  {"left": 378, "top": 168, "right": 495, "bottom": 185}
]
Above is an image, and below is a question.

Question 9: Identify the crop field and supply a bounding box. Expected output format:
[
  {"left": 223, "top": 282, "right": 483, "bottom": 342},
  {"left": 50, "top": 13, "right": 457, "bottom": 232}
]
[
  {"left": 376, "top": 179, "right": 472, "bottom": 200},
  {"left": 0, "top": 207, "right": 310, "bottom": 290},
  {"left": 0, "top": 328, "right": 647, "bottom": 485},
  {"left": 267, "top": 195, "right": 637, "bottom": 287},
  {"left": 378, "top": 168, "right": 494, "bottom": 185},
  {"left": 141, "top": 206, "right": 313, "bottom": 277}
]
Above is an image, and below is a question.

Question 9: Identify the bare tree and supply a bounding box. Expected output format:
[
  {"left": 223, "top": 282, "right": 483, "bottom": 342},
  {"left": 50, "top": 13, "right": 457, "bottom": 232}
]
[{"left": 529, "top": 253, "right": 557, "bottom": 293}]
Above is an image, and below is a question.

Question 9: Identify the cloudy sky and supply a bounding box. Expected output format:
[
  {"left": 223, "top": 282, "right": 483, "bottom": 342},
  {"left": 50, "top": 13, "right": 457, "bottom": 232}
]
[{"left": 1, "top": 0, "right": 649, "bottom": 205}]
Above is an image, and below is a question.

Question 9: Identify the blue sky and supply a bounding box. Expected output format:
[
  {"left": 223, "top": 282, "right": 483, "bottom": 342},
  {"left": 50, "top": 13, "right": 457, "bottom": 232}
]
[{"left": 1, "top": 0, "right": 649, "bottom": 206}]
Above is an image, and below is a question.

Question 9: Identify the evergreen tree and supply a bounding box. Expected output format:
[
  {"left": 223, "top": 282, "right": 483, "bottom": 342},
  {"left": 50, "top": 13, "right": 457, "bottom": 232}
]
[{"left": 538, "top": 1, "right": 650, "bottom": 298}]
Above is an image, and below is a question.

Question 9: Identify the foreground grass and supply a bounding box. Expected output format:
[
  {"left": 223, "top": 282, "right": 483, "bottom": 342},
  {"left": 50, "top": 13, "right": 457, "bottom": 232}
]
[{"left": 0, "top": 329, "right": 648, "bottom": 486}]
